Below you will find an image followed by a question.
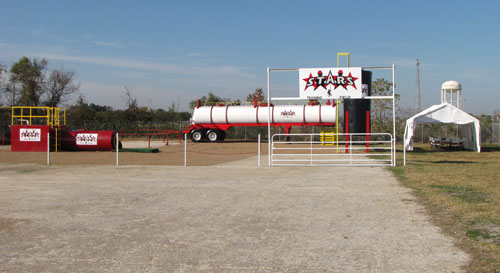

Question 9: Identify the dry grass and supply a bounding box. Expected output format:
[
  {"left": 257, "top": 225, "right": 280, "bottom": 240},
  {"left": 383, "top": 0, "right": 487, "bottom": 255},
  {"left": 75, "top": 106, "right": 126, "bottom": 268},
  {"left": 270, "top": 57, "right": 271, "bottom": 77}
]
[{"left": 391, "top": 144, "right": 500, "bottom": 272}]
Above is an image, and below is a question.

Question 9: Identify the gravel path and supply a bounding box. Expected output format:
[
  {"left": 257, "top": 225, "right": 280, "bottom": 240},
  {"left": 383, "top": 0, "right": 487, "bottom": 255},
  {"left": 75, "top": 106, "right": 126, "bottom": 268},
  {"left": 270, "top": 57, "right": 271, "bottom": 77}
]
[{"left": 0, "top": 160, "right": 468, "bottom": 272}]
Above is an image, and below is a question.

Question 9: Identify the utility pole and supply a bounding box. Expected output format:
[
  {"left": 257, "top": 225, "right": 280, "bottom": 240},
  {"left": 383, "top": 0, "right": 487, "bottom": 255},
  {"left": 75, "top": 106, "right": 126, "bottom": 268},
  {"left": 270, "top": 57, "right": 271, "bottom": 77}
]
[
  {"left": 415, "top": 59, "right": 421, "bottom": 112},
  {"left": 415, "top": 59, "right": 423, "bottom": 143}
]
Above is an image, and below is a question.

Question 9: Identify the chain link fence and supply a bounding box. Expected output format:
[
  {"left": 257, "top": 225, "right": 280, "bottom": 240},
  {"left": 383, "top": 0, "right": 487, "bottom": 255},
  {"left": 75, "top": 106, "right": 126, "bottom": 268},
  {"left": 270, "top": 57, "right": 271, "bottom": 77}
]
[
  {"left": 2, "top": 107, "right": 500, "bottom": 145},
  {"left": 492, "top": 122, "right": 500, "bottom": 144}
]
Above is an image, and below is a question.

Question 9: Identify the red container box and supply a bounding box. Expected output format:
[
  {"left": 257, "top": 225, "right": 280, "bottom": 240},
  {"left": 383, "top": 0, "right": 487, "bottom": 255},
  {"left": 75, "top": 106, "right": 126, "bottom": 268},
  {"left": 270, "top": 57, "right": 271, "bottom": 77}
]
[{"left": 11, "top": 125, "right": 53, "bottom": 152}]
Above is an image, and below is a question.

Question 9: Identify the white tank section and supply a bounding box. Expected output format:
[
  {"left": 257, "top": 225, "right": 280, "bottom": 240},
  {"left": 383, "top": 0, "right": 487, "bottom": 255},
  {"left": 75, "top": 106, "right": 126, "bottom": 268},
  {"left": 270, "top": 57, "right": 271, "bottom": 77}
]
[
  {"left": 192, "top": 104, "right": 336, "bottom": 124},
  {"left": 441, "top": 80, "right": 461, "bottom": 90}
]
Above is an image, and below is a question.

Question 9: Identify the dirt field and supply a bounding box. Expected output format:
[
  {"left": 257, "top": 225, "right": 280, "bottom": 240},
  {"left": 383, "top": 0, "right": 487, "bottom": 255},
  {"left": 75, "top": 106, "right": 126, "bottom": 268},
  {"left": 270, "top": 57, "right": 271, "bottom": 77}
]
[
  {"left": 0, "top": 140, "right": 264, "bottom": 166},
  {"left": 0, "top": 144, "right": 470, "bottom": 272}
]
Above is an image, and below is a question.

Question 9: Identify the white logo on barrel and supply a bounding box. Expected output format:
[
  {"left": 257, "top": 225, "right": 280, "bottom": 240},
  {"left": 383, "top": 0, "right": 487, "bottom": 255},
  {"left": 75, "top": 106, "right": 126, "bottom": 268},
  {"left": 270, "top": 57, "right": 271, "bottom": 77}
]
[
  {"left": 20, "top": 128, "right": 41, "bottom": 141},
  {"left": 76, "top": 133, "right": 98, "bottom": 145}
]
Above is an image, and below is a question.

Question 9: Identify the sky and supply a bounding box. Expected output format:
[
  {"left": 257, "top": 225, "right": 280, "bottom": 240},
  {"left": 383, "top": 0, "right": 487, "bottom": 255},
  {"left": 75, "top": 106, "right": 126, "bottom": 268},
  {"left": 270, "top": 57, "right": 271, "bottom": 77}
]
[{"left": 0, "top": 0, "right": 499, "bottom": 115}]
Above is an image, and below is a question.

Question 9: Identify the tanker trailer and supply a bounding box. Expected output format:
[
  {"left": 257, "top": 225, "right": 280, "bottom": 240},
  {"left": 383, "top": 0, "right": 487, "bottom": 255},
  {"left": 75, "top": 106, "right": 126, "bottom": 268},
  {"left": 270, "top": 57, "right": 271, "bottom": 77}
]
[{"left": 184, "top": 100, "right": 336, "bottom": 142}]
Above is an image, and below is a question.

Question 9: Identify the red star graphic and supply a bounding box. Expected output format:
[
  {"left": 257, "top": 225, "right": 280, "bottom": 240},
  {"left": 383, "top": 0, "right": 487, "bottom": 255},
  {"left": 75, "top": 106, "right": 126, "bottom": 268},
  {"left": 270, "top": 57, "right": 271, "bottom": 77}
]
[
  {"left": 302, "top": 73, "right": 314, "bottom": 91},
  {"left": 347, "top": 72, "right": 358, "bottom": 90}
]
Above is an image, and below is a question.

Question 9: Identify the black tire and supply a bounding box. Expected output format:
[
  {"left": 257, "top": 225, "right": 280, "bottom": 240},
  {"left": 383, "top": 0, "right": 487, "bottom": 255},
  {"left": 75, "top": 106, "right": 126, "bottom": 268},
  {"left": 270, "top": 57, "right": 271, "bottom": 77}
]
[
  {"left": 206, "top": 130, "right": 219, "bottom": 142},
  {"left": 191, "top": 130, "right": 203, "bottom": 142},
  {"left": 219, "top": 130, "right": 226, "bottom": 141}
]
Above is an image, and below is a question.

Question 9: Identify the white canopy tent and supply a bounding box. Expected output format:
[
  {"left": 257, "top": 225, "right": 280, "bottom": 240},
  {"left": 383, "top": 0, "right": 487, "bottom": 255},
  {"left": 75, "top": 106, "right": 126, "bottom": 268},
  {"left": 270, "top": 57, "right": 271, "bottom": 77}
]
[{"left": 403, "top": 102, "right": 480, "bottom": 165}]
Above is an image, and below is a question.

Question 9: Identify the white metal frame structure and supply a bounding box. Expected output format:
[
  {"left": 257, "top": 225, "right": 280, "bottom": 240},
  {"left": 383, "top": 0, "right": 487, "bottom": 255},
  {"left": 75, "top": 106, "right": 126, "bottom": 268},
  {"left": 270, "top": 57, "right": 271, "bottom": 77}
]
[
  {"left": 266, "top": 65, "right": 397, "bottom": 167},
  {"left": 271, "top": 133, "right": 393, "bottom": 166}
]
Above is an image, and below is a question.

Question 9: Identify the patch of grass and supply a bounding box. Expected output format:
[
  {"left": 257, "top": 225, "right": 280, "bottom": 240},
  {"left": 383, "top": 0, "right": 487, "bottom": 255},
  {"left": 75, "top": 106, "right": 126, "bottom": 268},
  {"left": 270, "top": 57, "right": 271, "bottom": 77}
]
[
  {"left": 466, "top": 229, "right": 498, "bottom": 243},
  {"left": 390, "top": 144, "right": 500, "bottom": 272},
  {"left": 429, "top": 184, "right": 489, "bottom": 203}
]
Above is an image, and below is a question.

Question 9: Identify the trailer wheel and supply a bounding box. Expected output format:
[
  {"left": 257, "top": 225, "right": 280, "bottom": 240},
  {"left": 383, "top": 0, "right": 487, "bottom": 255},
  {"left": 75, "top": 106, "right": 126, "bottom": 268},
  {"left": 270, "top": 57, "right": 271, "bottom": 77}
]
[
  {"left": 220, "top": 130, "right": 226, "bottom": 141},
  {"left": 191, "top": 130, "right": 203, "bottom": 142},
  {"left": 206, "top": 130, "right": 219, "bottom": 142}
]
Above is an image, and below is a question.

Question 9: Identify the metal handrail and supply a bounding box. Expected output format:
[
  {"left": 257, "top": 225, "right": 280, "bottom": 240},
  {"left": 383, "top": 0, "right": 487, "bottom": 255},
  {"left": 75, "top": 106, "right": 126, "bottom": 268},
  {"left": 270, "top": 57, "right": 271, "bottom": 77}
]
[{"left": 11, "top": 106, "right": 65, "bottom": 127}]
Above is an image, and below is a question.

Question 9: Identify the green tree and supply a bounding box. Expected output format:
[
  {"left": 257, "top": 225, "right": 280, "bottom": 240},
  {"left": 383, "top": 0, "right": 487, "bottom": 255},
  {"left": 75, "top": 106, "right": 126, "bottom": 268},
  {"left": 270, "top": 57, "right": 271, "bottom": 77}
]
[
  {"left": 44, "top": 67, "right": 80, "bottom": 107},
  {"left": 0, "top": 64, "right": 6, "bottom": 105},
  {"left": 246, "top": 88, "right": 264, "bottom": 102},
  {"left": 189, "top": 92, "right": 225, "bottom": 109},
  {"left": 122, "top": 86, "right": 138, "bottom": 111},
  {"left": 168, "top": 102, "right": 176, "bottom": 113},
  {"left": 9, "top": 56, "right": 47, "bottom": 106},
  {"left": 371, "top": 78, "right": 399, "bottom": 133},
  {"left": 5, "top": 57, "right": 79, "bottom": 107}
]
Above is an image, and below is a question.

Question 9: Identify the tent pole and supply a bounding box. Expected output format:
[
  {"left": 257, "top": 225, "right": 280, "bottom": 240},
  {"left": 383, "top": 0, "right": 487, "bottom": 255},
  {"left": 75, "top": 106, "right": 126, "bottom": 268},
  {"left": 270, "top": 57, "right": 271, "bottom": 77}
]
[{"left": 403, "top": 124, "right": 407, "bottom": 166}]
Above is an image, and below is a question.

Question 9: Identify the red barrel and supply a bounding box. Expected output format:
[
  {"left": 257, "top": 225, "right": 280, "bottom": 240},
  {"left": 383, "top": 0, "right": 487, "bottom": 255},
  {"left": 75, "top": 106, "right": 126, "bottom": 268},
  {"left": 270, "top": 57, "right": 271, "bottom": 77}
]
[{"left": 62, "top": 129, "right": 118, "bottom": 151}]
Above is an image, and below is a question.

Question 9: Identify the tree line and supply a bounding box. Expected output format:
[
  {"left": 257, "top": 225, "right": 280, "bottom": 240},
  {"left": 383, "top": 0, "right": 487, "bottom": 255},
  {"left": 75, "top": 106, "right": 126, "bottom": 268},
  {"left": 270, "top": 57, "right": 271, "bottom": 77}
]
[
  {"left": 0, "top": 57, "right": 194, "bottom": 132},
  {"left": 0, "top": 57, "right": 79, "bottom": 107},
  {"left": 65, "top": 95, "right": 191, "bottom": 131},
  {"left": 4, "top": 56, "right": 460, "bottom": 141},
  {"left": 0, "top": 57, "right": 401, "bottom": 139}
]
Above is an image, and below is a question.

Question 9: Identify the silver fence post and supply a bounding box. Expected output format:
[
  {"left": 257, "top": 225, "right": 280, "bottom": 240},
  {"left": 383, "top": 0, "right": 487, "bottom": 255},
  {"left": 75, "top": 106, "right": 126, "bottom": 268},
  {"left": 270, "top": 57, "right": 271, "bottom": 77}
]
[
  {"left": 116, "top": 133, "right": 119, "bottom": 167},
  {"left": 403, "top": 136, "right": 406, "bottom": 166},
  {"left": 349, "top": 134, "right": 352, "bottom": 166},
  {"left": 267, "top": 67, "right": 271, "bottom": 167},
  {"left": 184, "top": 133, "right": 187, "bottom": 167},
  {"left": 310, "top": 134, "right": 313, "bottom": 165},
  {"left": 47, "top": 133, "right": 50, "bottom": 166},
  {"left": 258, "top": 134, "right": 261, "bottom": 167}
]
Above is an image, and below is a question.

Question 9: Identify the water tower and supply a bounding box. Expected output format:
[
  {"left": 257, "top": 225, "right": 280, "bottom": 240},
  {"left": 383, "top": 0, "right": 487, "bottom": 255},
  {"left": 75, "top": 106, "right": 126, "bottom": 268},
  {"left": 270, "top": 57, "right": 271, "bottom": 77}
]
[{"left": 441, "top": 80, "right": 462, "bottom": 109}]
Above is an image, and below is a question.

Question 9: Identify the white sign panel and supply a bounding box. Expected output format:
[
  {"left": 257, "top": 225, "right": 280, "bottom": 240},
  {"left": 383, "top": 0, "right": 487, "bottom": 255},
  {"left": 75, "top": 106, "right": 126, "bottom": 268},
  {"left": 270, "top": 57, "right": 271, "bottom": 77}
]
[
  {"left": 76, "top": 133, "right": 98, "bottom": 145},
  {"left": 299, "top": 67, "right": 363, "bottom": 99},
  {"left": 20, "top": 128, "right": 41, "bottom": 142}
]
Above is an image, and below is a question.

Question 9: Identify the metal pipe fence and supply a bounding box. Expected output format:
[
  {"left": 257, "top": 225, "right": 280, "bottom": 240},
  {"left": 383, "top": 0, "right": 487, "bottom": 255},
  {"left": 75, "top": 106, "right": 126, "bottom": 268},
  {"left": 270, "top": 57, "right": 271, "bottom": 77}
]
[{"left": 271, "top": 133, "right": 393, "bottom": 167}]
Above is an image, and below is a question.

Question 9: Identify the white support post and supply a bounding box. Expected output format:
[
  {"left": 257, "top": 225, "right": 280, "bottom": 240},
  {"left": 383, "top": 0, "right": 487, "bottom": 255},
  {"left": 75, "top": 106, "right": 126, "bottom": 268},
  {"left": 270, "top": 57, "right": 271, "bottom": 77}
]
[
  {"left": 349, "top": 134, "right": 352, "bottom": 165},
  {"left": 258, "top": 134, "right": 261, "bottom": 167},
  {"left": 47, "top": 133, "right": 50, "bottom": 166},
  {"left": 184, "top": 133, "right": 187, "bottom": 167},
  {"left": 267, "top": 67, "right": 271, "bottom": 167},
  {"left": 310, "top": 134, "right": 313, "bottom": 165},
  {"left": 116, "top": 133, "right": 119, "bottom": 167},
  {"left": 403, "top": 131, "right": 407, "bottom": 166},
  {"left": 392, "top": 64, "right": 397, "bottom": 166}
]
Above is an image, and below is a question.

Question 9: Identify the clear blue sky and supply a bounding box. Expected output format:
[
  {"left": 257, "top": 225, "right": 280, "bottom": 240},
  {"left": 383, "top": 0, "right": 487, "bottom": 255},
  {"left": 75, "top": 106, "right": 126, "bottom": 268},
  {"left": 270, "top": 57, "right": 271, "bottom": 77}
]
[{"left": 1, "top": 0, "right": 499, "bottom": 114}]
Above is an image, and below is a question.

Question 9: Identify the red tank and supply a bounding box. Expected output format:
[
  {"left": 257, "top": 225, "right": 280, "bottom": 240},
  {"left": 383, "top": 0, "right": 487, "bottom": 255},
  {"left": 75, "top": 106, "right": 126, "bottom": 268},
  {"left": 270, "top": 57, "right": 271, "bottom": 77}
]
[{"left": 61, "top": 129, "right": 119, "bottom": 151}]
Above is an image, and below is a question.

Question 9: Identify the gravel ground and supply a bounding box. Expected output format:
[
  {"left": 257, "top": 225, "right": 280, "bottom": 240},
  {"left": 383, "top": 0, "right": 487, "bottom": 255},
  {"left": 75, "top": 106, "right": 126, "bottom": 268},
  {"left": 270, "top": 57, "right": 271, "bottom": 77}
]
[{"left": 0, "top": 155, "right": 469, "bottom": 272}]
